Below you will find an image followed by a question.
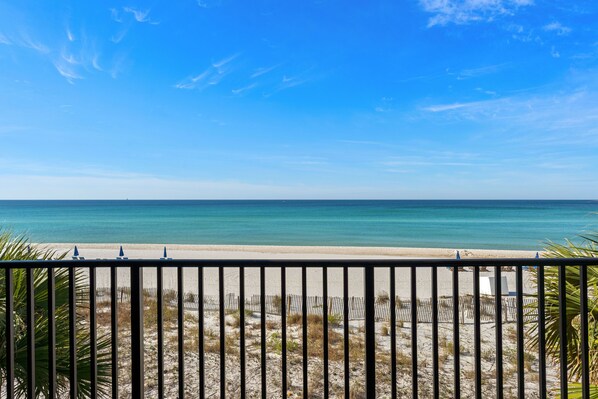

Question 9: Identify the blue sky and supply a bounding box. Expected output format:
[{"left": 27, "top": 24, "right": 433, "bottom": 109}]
[{"left": 1, "top": 0, "right": 597, "bottom": 199}]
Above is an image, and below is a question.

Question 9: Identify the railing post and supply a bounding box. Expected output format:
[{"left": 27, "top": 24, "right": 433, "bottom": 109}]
[
  {"left": 5, "top": 267, "right": 14, "bottom": 399},
  {"left": 558, "top": 264, "right": 568, "bottom": 399},
  {"left": 131, "top": 266, "right": 144, "bottom": 399},
  {"left": 364, "top": 264, "right": 376, "bottom": 398}
]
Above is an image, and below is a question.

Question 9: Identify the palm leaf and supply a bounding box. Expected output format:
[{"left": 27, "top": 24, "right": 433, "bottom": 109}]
[{"left": 0, "top": 229, "right": 112, "bottom": 398}]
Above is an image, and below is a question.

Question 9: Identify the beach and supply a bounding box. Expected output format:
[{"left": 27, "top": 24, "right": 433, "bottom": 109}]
[
  {"left": 68, "top": 243, "right": 551, "bottom": 398},
  {"left": 49, "top": 243, "right": 539, "bottom": 298}
]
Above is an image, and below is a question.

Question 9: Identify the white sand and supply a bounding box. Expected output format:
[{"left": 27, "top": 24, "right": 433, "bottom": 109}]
[{"left": 47, "top": 243, "right": 540, "bottom": 299}]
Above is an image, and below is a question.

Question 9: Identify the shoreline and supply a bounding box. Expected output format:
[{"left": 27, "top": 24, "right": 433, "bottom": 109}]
[
  {"left": 45, "top": 243, "right": 539, "bottom": 259},
  {"left": 44, "top": 243, "right": 539, "bottom": 298}
]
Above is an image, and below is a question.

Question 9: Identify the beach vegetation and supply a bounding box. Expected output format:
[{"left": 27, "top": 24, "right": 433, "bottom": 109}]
[
  {"left": 376, "top": 290, "right": 389, "bottom": 304},
  {"left": 327, "top": 313, "right": 342, "bottom": 326},
  {"left": 526, "top": 233, "right": 598, "bottom": 398},
  {"left": 272, "top": 294, "right": 282, "bottom": 314},
  {"left": 0, "top": 229, "right": 112, "bottom": 398}
]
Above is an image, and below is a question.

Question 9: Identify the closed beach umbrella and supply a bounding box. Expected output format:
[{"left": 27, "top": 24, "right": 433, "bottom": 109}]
[
  {"left": 74, "top": 246, "right": 79, "bottom": 257},
  {"left": 525, "top": 252, "right": 540, "bottom": 271},
  {"left": 119, "top": 246, "right": 124, "bottom": 257},
  {"left": 163, "top": 246, "right": 167, "bottom": 258}
]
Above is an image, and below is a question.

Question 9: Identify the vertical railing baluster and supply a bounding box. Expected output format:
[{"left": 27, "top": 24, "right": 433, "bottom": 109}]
[
  {"left": 4, "top": 267, "right": 14, "bottom": 399},
  {"left": 69, "top": 266, "right": 78, "bottom": 399},
  {"left": 48, "top": 267, "right": 56, "bottom": 399},
  {"left": 281, "top": 266, "right": 287, "bottom": 399},
  {"left": 90, "top": 266, "right": 98, "bottom": 399},
  {"left": 219, "top": 266, "right": 226, "bottom": 399},
  {"left": 261, "top": 265, "right": 267, "bottom": 399},
  {"left": 26, "top": 267, "right": 35, "bottom": 399},
  {"left": 323, "top": 266, "right": 329, "bottom": 399},
  {"left": 364, "top": 264, "right": 376, "bottom": 398},
  {"left": 178, "top": 266, "right": 185, "bottom": 399},
  {"left": 240, "top": 267, "right": 246, "bottom": 399},
  {"left": 473, "top": 266, "right": 482, "bottom": 399},
  {"left": 157, "top": 264, "right": 164, "bottom": 399},
  {"left": 343, "top": 266, "right": 350, "bottom": 399},
  {"left": 495, "top": 266, "right": 503, "bottom": 399},
  {"left": 110, "top": 265, "right": 119, "bottom": 399},
  {"left": 198, "top": 267, "right": 205, "bottom": 399},
  {"left": 390, "top": 266, "right": 397, "bottom": 399},
  {"left": 452, "top": 264, "right": 460, "bottom": 399},
  {"left": 130, "top": 266, "right": 144, "bottom": 399},
  {"left": 302, "top": 265, "right": 308, "bottom": 398},
  {"left": 516, "top": 265, "right": 524, "bottom": 399},
  {"left": 537, "top": 264, "right": 546, "bottom": 399},
  {"left": 5, "top": 267, "right": 14, "bottom": 399},
  {"left": 431, "top": 267, "right": 439, "bottom": 399},
  {"left": 580, "top": 264, "right": 590, "bottom": 399},
  {"left": 558, "top": 264, "right": 568, "bottom": 399},
  {"left": 411, "top": 266, "right": 418, "bottom": 398}
]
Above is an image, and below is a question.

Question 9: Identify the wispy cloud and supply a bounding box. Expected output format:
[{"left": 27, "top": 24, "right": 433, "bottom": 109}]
[
  {"left": 50, "top": 32, "right": 112, "bottom": 82},
  {"left": 91, "top": 54, "right": 102, "bottom": 71},
  {"left": 259, "top": 67, "right": 317, "bottom": 97},
  {"left": 374, "top": 96, "right": 394, "bottom": 113},
  {"left": 66, "top": 27, "right": 75, "bottom": 42},
  {"left": 212, "top": 53, "right": 239, "bottom": 69},
  {"left": 197, "top": 0, "right": 223, "bottom": 9},
  {"left": 422, "top": 102, "right": 483, "bottom": 112},
  {"left": 275, "top": 74, "right": 309, "bottom": 91},
  {"left": 111, "top": 7, "right": 158, "bottom": 25},
  {"left": 543, "top": 21, "right": 571, "bottom": 35},
  {"left": 53, "top": 61, "right": 83, "bottom": 84},
  {"left": 251, "top": 64, "right": 280, "bottom": 78},
  {"left": 550, "top": 46, "right": 560, "bottom": 58},
  {"left": 0, "top": 32, "right": 12, "bottom": 45},
  {"left": 420, "top": 72, "right": 598, "bottom": 147},
  {"left": 123, "top": 7, "right": 157, "bottom": 24},
  {"left": 175, "top": 54, "right": 239, "bottom": 90},
  {"left": 419, "top": 0, "right": 534, "bottom": 27},
  {"left": 458, "top": 63, "right": 508, "bottom": 79},
  {"left": 110, "top": 8, "right": 123, "bottom": 23},
  {"left": 111, "top": 29, "right": 128, "bottom": 44},
  {"left": 232, "top": 82, "right": 258, "bottom": 95},
  {"left": 18, "top": 32, "right": 49, "bottom": 54}
]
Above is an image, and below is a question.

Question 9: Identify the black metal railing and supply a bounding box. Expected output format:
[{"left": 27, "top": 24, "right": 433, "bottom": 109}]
[{"left": 1, "top": 258, "right": 596, "bottom": 398}]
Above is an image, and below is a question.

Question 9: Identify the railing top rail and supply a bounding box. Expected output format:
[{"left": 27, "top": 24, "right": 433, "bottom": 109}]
[{"left": 0, "top": 257, "right": 596, "bottom": 268}]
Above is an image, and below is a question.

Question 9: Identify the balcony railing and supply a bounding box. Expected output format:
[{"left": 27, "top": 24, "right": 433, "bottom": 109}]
[{"left": 1, "top": 258, "right": 596, "bottom": 398}]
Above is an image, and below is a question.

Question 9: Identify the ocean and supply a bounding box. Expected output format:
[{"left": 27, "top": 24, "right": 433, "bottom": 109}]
[{"left": 0, "top": 200, "right": 596, "bottom": 250}]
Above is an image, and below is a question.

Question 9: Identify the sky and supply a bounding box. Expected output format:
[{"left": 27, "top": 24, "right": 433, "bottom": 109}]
[{"left": 1, "top": 0, "right": 597, "bottom": 199}]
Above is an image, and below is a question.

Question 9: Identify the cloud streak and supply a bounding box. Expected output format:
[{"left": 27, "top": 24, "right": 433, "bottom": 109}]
[
  {"left": 422, "top": 102, "right": 483, "bottom": 112},
  {"left": 232, "top": 82, "right": 257, "bottom": 95},
  {"left": 53, "top": 61, "right": 83, "bottom": 84},
  {"left": 175, "top": 54, "right": 239, "bottom": 90},
  {"left": 0, "top": 33, "right": 12, "bottom": 45},
  {"left": 419, "top": 0, "right": 534, "bottom": 27},
  {"left": 251, "top": 64, "right": 280, "bottom": 78},
  {"left": 421, "top": 73, "right": 598, "bottom": 147},
  {"left": 18, "top": 32, "right": 50, "bottom": 54}
]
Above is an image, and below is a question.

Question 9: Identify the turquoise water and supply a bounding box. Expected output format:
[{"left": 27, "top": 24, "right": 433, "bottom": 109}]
[{"left": 0, "top": 200, "right": 596, "bottom": 250}]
